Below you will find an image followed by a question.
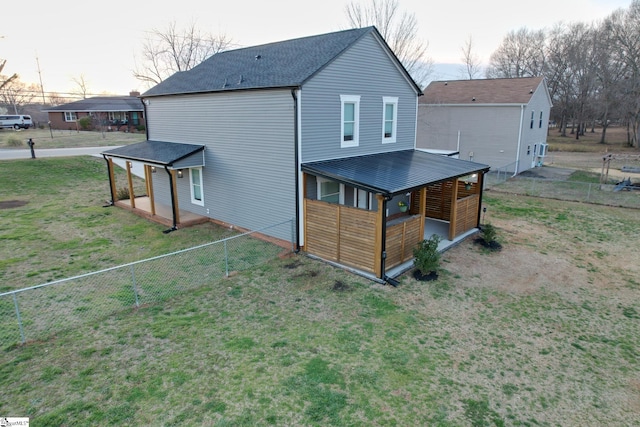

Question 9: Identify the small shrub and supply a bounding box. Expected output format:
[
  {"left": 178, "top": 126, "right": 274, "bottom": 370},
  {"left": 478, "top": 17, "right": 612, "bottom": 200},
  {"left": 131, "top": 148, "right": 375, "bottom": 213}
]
[
  {"left": 413, "top": 234, "right": 441, "bottom": 279},
  {"left": 77, "top": 117, "right": 92, "bottom": 130},
  {"left": 116, "top": 187, "right": 130, "bottom": 200},
  {"left": 476, "top": 223, "right": 502, "bottom": 251},
  {"left": 136, "top": 125, "right": 146, "bottom": 132},
  {"left": 7, "top": 136, "right": 23, "bottom": 147},
  {"left": 481, "top": 223, "right": 497, "bottom": 244}
]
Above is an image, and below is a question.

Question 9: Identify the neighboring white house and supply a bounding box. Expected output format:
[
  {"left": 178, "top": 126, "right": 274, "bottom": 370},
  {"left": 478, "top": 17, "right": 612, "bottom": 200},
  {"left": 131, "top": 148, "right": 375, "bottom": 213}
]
[{"left": 416, "top": 77, "right": 552, "bottom": 174}]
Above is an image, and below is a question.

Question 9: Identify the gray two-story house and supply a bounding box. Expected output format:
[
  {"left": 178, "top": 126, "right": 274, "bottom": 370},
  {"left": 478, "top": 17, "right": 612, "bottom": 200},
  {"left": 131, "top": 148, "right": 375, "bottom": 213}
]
[
  {"left": 102, "top": 27, "right": 489, "bottom": 282},
  {"left": 417, "top": 77, "right": 552, "bottom": 174}
]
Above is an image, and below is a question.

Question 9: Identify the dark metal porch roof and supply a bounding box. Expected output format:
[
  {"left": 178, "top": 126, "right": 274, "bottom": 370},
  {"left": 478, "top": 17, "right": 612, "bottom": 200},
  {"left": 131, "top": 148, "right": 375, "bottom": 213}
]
[
  {"left": 302, "top": 150, "right": 490, "bottom": 196},
  {"left": 101, "top": 140, "right": 205, "bottom": 166}
]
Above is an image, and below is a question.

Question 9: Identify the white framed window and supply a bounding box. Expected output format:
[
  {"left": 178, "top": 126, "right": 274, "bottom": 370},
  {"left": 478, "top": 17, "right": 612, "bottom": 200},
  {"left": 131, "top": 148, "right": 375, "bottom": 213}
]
[
  {"left": 64, "top": 112, "right": 77, "bottom": 122},
  {"left": 317, "top": 178, "right": 344, "bottom": 204},
  {"left": 189, "top": 167, "right": 204, "bottom": 206},
  {"left": 530, "top": 111, "right": 535, "bottom": 129},
  {"left": 340, "top": 95, "right": 360, "bottom": 148},
  {"left": 354, "top": 188, "right": 371, "bottom": 209},
  {"left": 539, "top": 111, "right": 543, "bottom": 128},
  {"left": 382, "top": 97, "right": 398, "bottom": 143}
]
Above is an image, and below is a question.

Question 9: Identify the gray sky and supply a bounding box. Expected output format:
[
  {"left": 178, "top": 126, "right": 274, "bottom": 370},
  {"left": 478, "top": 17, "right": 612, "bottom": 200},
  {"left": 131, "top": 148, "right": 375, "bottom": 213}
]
[{"left": 1, "top": 0, "right": 632, "bottom": 96}]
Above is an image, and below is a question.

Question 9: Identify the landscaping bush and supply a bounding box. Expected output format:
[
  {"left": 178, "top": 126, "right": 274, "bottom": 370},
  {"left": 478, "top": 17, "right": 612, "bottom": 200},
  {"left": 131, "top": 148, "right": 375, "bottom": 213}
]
[
  {"left": 413, "top": 234, "right": 441, "bottom": 280},
  {"left": 116, "top": 187, "right": 130, "bottom": 200},
  {"left": 77, "top": 117, "right": 92, "bottom": 130}
]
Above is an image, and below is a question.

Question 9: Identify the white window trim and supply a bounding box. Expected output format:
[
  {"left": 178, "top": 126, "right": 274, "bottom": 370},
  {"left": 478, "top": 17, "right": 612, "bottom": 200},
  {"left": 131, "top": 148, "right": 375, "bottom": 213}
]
[
  {"left": 64, "top": 112, "right": 77, "bottom": 122},
  {"left": 340, "top": 95, "right": 360, "bottom": 148},
  {"left": 317, "top": 178, "right": 344, "bottom": 204},
  {"left": 189, "top": 167, "right": 204, "bottom": 206},
  {"left": 354, "top": 188, "right": 372, "bottom": 210},
  {"left": 382, "top": 96, "right": 398, "bottom": 144}
]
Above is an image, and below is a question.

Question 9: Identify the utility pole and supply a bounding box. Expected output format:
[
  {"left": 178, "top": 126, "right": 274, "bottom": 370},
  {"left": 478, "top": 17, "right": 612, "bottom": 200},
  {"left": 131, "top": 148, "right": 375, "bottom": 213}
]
[{"left": 36, "top": 55, "right": 46, "bottom": 105}]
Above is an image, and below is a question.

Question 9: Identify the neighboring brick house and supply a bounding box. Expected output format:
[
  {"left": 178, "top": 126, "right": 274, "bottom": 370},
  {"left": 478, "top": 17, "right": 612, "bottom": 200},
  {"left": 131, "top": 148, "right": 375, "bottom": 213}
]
[{"left": 43, "top": 92, "right": 145, "bottom": 132}]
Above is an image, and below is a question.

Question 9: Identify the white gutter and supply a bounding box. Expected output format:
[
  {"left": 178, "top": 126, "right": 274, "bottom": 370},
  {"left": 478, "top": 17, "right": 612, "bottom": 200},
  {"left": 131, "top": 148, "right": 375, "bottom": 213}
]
[
  {"left": 513, "top": 104, "right": 525, "bottom": 177},
  {"left": 296, "top": 89, "right": 304, "bottom": 247}
]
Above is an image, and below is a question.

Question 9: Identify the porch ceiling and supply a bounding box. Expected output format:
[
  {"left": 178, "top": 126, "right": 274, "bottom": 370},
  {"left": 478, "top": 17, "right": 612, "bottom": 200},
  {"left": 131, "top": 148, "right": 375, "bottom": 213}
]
[
  {"left": 302, "top": 149, "right": 490, "bottom": 196},
  {"left": 101, "top": 140, "right": 205, "bottom": 167}
]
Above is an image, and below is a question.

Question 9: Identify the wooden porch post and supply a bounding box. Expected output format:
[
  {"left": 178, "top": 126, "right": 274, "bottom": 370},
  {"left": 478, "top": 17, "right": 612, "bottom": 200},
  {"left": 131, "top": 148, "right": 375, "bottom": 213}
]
[
  {"left": 419, "top": 187, "right": 426, "bottom": 239},
  {"left": 145, "top": 165, "right": 156, "bottom": 216},
  {"left": 374, "top": 194, "right": 385, "bottom": 278},
  {"left": 126, "top": 161, "right": 136, "bottom": 209},
  {"left": 107, "top": 158, "right": 118, "bottom": 202},
  {"left": 449, "top": 179, "right": 459, "bottom": 240}
]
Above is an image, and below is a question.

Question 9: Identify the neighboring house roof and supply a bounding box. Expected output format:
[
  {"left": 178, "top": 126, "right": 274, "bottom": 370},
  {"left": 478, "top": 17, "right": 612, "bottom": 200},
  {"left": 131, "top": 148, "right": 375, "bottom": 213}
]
[
  {"left": 102, "top": 141, "right": 205, "bottom": 166},
  {"left": 43, "top": 96, "right": 143, "bottom": 113},
  {"left": 420, "top": 76, "right": 545, "bottom": 105},
  {"left": 302, "top": 150, "right": 490, "bottom": 197},
  {"left": 143, "top": 26, "right": 421, "bottom": 97}
]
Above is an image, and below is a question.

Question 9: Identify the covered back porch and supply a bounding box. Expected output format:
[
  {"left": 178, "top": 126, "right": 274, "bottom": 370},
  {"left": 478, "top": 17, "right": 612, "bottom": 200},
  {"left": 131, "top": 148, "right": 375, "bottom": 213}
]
[{"left": 301, "top": 150, "right": 490, "bottom": 282}]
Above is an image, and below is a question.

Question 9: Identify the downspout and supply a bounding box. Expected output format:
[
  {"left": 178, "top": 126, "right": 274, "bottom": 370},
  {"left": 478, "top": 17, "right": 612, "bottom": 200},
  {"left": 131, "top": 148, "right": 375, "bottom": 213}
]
[
  {"left": 102, "top": 154, "right": 115, "bottom": 206},
  {"left": 380, "top": 195, "right": 400, "bottom": 287},
  {"left": 141, "top": 97, "right": 150, "bottom": 140},
  {"left": 291, "top": 89, "right": 301, "bottom": 252},
  {"left": 163, "top": 165, "right": 178, "bottom": 233},
  {"left": 513, "top": 104, "right": 525, "bottom": 177}
]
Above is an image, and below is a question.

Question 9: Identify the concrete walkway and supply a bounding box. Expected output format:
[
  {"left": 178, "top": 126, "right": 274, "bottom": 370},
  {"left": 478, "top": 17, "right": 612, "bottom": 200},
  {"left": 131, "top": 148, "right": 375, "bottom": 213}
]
[{"left": 0, "top": 146, "right": 122, "bottom": 160}]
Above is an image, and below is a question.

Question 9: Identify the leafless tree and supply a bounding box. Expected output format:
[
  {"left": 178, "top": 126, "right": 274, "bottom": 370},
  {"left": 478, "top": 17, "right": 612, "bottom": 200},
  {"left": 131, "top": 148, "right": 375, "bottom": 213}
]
[
  {"left": 486, "top": 28, "right": 546, "bottom": 79},
  {"left": 459, "top": 35, "right": 482, "bottom": 79},
  {"left": 47, "top": 92, "right": 73, "bottom": 106},
  {"left": 71, "top": 74, "right": 90, "bottom": 99},
  {"left": 345, "top": 0, "right": 433, "bottom": 87},
  {"left": 0, "top": 76, "right": 38, "bottom": 114},
  {"left": 0, "top": 59, "right": 17, "bottom": 92},
  {"left": 133, "top": 20, "right": 233, "bottom": 88},
  {"left": 606, "top": 0, "right": 640, "bottom": 148}
]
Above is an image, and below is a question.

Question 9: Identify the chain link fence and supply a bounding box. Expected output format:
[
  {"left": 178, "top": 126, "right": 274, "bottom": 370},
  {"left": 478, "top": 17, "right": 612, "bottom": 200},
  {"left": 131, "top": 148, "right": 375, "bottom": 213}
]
[
  {"left": 487, "top": 176, "right": 640, "bottom": 209},
  {"left": 0, "top": 219, "right": 294, "bottom": 349}
]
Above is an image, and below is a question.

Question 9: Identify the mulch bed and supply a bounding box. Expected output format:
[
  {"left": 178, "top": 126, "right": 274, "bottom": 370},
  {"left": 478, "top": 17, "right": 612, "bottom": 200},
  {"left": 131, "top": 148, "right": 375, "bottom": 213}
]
[
  {"left": 0, "top": 200, "right": 28, "bottom": 209},
  {"left": 474, "top": 237, "right": 503, "bottom": 251}
]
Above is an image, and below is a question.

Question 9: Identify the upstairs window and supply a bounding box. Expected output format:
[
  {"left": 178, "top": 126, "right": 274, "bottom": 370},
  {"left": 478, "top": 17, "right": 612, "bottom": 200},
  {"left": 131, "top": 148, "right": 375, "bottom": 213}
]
[
  {"left": 530, "top": 111, "right": 535, "bottom": 129},
  {"left": 539, "top": 111, "right": 543, "bottom": 128},
  {"left": 340, "top": 95, "right": 360, "bottom": 148},
  {"left": 382, "top": 97, "right": 398, "bottom": 143}
]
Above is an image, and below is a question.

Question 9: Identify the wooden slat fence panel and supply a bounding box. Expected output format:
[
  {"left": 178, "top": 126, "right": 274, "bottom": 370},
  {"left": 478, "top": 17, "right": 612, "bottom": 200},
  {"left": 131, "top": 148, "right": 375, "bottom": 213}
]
[
  {"left": 454, "top": 194, "right": 479, "bottom": 236},
  {"left": 305, "top": 199, "right": 377, "bottom": 273},
  {"left": 385, "top": 216, "right": 422, "bottom": 269}
]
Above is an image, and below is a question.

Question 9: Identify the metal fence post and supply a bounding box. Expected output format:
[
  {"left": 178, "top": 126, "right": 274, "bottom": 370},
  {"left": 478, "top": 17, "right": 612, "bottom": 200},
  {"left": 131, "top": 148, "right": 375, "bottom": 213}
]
[
  {"left": 224, "top": 240, "right": 229, "bottom": 277},
  {"left": 290, "top": 218, "right": 295, "bottom": 252},
  {"left": 130, "top": 265, "right": 140, "bottom": 307},
  {"left": 13, "top": 293, "right": 26, "bottom": 344}
]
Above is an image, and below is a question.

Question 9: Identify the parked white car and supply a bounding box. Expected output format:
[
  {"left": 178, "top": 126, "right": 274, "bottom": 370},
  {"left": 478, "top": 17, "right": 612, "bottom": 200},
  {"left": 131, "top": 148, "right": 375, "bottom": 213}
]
[{"left": 0, "top": 115, "right": 33, "bottom": 129}]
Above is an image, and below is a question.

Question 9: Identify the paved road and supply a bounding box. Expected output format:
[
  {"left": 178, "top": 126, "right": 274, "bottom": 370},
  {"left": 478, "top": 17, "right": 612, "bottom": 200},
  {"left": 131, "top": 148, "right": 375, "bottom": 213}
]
[{"left": 0, "top": 146, "right": 122, "bottom": 160}]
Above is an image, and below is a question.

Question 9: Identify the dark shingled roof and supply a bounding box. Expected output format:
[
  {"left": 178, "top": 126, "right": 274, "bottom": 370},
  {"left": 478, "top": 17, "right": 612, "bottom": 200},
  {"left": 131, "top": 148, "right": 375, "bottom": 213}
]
[
  {"left": 143, "top": 26, "right": 420, "bottom": 97},
  {"left": 102, "top": 140, "right": 205, "bottom": 166},
  {"left": 43, "top": 96, "right": 143, "bottom": 112},
  {"left": 420, "top": 77, "right": 544, "bottom": 105},
  {"left": 302, "top": 150, "right": 490, "bottom": 196}
]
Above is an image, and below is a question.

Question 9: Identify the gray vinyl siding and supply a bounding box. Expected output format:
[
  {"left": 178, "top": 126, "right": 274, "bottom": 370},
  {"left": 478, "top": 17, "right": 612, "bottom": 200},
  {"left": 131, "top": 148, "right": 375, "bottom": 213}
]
[
  {"left": 418, "top": 104, "right": 522, "bottom": 169},
  {"left": 146, "top": 89, "right": 295, "bottom": 240},
  {"left": 300, "top": 32, "right": 418, "bottom": 163},
  {"left": 518, "top": 87, "right": 551, "bottom": 172}
]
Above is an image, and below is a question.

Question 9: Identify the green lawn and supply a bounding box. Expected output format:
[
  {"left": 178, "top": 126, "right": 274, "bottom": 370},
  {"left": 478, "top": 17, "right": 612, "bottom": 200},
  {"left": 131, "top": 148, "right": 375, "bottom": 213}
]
[
  {"left": 0, "top": 128, "right": 145, "bottom": 149},
  {"left": 1, "top": 157, "right": 639, "bottom": 425}
]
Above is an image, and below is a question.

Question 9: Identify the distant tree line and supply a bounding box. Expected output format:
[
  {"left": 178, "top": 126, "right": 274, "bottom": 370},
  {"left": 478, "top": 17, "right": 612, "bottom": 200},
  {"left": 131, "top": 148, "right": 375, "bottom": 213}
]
[{"left": 485, "top": 0, "right": 640, "bottom": 147}]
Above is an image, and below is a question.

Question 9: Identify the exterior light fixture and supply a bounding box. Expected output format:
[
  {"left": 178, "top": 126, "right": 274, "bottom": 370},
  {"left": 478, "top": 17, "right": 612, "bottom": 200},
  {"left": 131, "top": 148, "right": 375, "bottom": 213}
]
[
  {"left": 151, "top": 166, "right": 156, "bottom": 173},
  {"left": 177, "top": 169, "right": 183, "bottom": 178}
]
